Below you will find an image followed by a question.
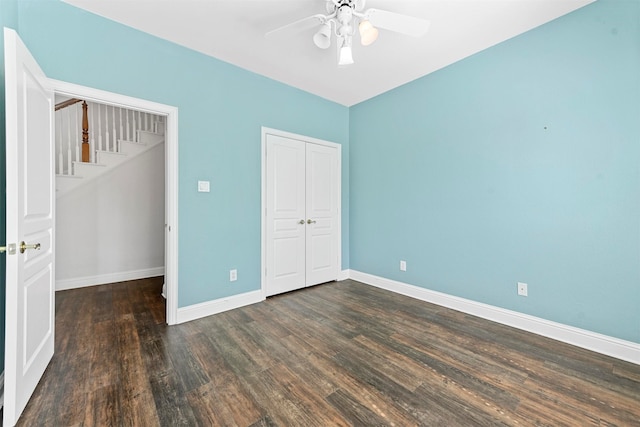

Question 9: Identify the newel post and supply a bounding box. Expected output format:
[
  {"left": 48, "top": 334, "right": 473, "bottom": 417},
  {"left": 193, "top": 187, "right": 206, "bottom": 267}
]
[{"left": 81, "top": 101, "right": 90, "bottom": 162}]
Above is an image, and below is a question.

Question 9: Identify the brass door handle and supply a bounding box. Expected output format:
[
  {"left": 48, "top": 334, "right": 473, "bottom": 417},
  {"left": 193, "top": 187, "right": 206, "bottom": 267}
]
[
  {"left": 0, "top": 246, "right": 6, "bottom": 254},
  {"left": 307, "top": 219, "right": 316, "bottom": 224},
  {"left": 298, "top": 220, "right": 305, "bottom": 225},
  {"left": 20, "top": 241, "right": 41, "bottom": 254}
]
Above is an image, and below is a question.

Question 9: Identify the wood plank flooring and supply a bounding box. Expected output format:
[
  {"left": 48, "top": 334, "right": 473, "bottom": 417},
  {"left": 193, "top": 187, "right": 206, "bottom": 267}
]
[{"left": 13, "top": 277, "right": 640, "bottom": 426}]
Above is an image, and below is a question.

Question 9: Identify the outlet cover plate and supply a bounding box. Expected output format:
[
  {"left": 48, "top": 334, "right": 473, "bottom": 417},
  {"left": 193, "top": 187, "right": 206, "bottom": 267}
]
[{"left": 517, "top": 282, "right": 528, "bottom": 296}]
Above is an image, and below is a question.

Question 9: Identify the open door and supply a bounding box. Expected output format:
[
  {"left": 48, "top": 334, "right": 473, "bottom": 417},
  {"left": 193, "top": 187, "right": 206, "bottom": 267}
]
[{"left": 3, "top": 27, "right": 55, "bottom": 426}]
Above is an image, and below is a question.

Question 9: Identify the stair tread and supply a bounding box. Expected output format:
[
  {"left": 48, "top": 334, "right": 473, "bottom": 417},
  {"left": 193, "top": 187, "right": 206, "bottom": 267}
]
[
  {"left": 119, "top": 139, "right": 148, "bottom": 146},
  {"left": 56, "top": 174, "right": 83, "bottom": 179},
  {"left": 96, "top": 150, "right": 127, "bottom": 156},
  {"left": 73, "top": 161, "right": 107, "bottom": 167}
]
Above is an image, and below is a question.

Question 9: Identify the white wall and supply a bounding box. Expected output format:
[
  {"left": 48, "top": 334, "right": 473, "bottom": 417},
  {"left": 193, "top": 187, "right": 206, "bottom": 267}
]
[{"left": 55, "top": 142, "right": 165, "bottom": 290}]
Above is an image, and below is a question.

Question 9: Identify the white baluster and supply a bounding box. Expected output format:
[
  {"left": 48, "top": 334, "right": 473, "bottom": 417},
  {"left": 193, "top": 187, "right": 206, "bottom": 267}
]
[
  {"left": 133, "top": 110, "right": 138, "bottom": 142},
  {"left": 119, "top": 107, "right": 123, "bottom": 147},
  {"left": 133, "top": 111, "right": 142, "bottom": 142},
  {"left": 105, "top": 105, "right": 110, "bottom": 152},
  {"left": 75, "top": 104, "right": 80, "bottom": 163},
  {"left": 112, "top": 105, "right": 117, "bottom": 151},
  {"left": 90, "top": 103, "right": 95, "bottom": 163},
  {"left": 57, "top": 112, "right": 63, "bottom": 175},
  {"left": 126, "top": 109, "right": 131, "bottom": 141},
  {"left": 66, "top": 108, "right": 72, "bottom": 175},
  {"left": 104, "top": 106, "right": 110, "bottom": 152},
  {"left": 98, "top": 103, "right": 103, "bottom": 152}
]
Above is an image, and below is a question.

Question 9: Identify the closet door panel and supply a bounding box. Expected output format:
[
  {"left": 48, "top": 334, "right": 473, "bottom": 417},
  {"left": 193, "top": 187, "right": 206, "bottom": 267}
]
[
  {"left": 265, "top": 135, "right": 306, "bottom": 296},
  {"left": 305, "top": 143, "right": 339, "bottom": 286}
]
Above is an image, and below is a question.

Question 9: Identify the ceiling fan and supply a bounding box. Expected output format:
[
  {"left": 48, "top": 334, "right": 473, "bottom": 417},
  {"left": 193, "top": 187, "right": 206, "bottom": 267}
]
[{"left": 266, "top": 0, "right": 430, "bottom": 66}]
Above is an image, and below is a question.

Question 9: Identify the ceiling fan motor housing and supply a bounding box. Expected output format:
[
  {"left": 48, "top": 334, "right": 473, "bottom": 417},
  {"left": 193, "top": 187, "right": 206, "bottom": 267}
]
[
  {"left": 326, "top": 0, "right": 364, "bottom": 14},
  {"left": 337, "top": 6, "right": 354, "bottom": 36}
]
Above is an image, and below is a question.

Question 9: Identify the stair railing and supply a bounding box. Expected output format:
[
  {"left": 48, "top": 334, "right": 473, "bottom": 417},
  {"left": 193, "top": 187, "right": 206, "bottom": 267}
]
[
  {"left": 55, "top": 98, "right": 88, "bottom": 175},
  {"left": 54, "top": 99, "right": 164, "bottom": 177}
]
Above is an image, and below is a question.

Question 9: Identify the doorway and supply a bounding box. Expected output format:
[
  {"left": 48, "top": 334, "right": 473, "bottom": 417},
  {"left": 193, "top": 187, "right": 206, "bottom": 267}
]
[
  {"left": 261, "top": 127, "right": 342, "bottom": 297},
  {"left": 50, "top": 79, "right": 179, "bottom": 324}
]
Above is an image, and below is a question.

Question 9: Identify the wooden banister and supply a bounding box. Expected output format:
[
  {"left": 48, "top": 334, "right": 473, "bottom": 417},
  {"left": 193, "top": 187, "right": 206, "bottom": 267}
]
[
  {"left": 54, "top": 98, "right": 82, "bottom": 111},
  {"left": 82, "top": 101, "right": 89, "bottom": 162},
  {"left": 55, "top": 98, "right": 90, "bottom": 162}
]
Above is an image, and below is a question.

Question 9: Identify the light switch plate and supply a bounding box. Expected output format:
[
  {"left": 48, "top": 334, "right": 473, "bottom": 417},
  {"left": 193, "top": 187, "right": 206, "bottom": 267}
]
[{"left": 197, "top": 180, "right": 210, "bottom": 192}]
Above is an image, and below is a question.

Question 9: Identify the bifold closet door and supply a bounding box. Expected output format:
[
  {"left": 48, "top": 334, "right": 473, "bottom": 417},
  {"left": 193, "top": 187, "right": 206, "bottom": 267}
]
[{"left": 265, "top": 134, "right": 339, "bottom": 296}]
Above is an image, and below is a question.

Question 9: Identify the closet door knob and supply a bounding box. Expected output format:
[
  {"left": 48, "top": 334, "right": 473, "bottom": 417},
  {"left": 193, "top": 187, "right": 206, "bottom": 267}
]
[
  {"left": 307, "top": 219, "right": 316, "bottom": 224},
  {"left": 20, "top": 241, "right": 41, "bottom": 254},
  {"left": 298, "top": 220, "right": 305, "bottom": 225}
]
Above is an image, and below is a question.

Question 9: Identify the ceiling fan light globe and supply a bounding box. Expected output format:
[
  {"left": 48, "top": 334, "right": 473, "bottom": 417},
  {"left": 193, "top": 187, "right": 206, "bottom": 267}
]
[
  {"left": 313, "top": 23, "right": 332, "bottom": 49},
  {"left": 338, "top": 45, "right": 354, "bottom": 66},
  {"left": 359, "top": 20, "right": 378, "bottom": 46},
  {"left": 313, "top": 32, "right": 331, "bottom": 49}
]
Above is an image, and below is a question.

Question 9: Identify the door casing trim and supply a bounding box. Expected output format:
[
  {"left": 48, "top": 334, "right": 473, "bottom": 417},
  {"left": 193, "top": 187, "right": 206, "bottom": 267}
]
[{"left": 49, "top": 79, "right": 179, "bottom": 325}]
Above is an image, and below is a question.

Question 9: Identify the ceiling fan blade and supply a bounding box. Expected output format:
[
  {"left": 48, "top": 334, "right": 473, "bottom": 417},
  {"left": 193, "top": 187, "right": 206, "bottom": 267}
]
[
  {"left": 365, "top": 8, "right": 430, "bottom": 38},
  {"left": 266, "top": 14, "right": 327, "bottom": 38}
]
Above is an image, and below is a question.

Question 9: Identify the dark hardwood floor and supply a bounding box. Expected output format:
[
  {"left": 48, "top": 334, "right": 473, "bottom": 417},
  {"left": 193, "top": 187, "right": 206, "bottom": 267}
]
[{"left": 14, "top": 277, "right": 640, "bottom": 426}]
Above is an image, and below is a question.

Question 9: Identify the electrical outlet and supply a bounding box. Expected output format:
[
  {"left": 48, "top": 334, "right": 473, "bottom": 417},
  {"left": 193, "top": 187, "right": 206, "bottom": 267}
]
[
  {"left": 400, "top": 260, "right": 407, "bottom": 272},
  {"left": 230, "top": 269, "right": 237, "bottom": 282},
  {"left": 517, "top": 282, "right": 528, "bottom": 297}
]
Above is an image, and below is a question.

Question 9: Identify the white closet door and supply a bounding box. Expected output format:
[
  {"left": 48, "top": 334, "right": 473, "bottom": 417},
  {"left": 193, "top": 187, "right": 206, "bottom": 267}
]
[
  {"left": 264, "top": 131, "right": 340, "bottom": 297},
  {"left": 305, "top": 143, "right": 339, "bottom": 287},
  {"left": 265, "top": 135, "right": 306, "bottom": 296}
]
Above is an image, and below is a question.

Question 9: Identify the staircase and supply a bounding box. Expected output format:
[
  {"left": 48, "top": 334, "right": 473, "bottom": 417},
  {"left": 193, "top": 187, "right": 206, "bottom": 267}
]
[{"left": 55, "top": 99, "right": 165, "bottom": 196}]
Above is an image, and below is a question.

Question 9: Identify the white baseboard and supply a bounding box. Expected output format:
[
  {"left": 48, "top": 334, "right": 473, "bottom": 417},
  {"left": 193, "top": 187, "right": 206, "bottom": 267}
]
[
  {"left": 349, "top": 270, "right": 640, "bottom": 365},
  {"left": 176, "top": 290, "right": 264, "bottom": 324},
  {"left": 337, "top": 269, "right": 351, "bottom": 281},
  {"left": 56, "top": 267, "right": 165, "bottom": 291}
]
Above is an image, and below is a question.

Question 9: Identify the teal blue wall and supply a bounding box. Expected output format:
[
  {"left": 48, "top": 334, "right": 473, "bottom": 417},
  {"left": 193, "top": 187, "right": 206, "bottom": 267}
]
[
  {"left": 0, "top": 0, "right": 20, "bottom": 374},
  {"left": 350, "top": 0, "right": 640, "bottom": 343},
  {"left": 14, "top": 0, "right": 350, "bottom": 307}
]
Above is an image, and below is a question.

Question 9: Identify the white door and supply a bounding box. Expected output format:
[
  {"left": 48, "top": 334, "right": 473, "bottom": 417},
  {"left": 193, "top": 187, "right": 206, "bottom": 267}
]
[
  {"left": 264, "top": 131, "right": 340, "bottom": 297},
  {"left": 3, "top": 28, "right": 55, "bottom": 427},
  {"left": 265, "top": 134, "right": 307, "bottom": 295},
  {"left": 305, "top": 142, "right": 339, "bottom": 286}
]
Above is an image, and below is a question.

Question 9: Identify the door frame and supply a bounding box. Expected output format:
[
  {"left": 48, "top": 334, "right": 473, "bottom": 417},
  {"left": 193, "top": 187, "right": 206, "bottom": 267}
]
[
  {"left": 50, "top": 79, "right": 179, "bottom": 324},
  {"left": 260, "top": 126, "right": 341, "bottom": 297}
]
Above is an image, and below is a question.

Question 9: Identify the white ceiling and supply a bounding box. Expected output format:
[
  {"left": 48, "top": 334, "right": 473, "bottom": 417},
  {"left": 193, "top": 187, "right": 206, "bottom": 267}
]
[{"left": 62, "top": 0, "right": 594, "bottom": 106}]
